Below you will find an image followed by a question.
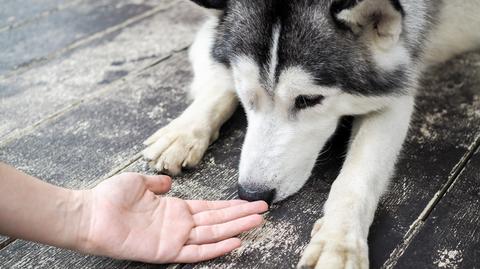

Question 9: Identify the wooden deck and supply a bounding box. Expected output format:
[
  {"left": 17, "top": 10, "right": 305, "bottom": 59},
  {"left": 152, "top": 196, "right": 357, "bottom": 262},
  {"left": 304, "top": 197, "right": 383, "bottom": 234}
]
[{"left": 1, "top": 0, "right": 479, "bottom": 268}]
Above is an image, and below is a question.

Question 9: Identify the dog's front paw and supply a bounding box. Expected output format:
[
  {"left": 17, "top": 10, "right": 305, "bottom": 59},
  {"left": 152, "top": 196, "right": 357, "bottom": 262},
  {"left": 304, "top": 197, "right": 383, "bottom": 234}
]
[
  {"left": 142, "top": 118, "right": 216, "bottom": 175},
  {"left": 297, "top": 221, "right": 368, "bottom": 269}
]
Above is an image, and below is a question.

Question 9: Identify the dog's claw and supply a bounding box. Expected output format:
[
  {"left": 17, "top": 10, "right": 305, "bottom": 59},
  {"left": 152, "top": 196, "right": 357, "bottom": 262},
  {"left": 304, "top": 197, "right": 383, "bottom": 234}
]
[{"left": 310, "top": 218, "right": 324, "bottom": 237}]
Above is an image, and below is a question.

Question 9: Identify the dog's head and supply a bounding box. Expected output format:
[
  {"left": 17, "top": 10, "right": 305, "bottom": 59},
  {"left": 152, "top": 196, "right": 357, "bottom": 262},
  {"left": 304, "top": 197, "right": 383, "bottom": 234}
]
[{"left": 191, "top": 0, "right": 420, "bottom": 204}]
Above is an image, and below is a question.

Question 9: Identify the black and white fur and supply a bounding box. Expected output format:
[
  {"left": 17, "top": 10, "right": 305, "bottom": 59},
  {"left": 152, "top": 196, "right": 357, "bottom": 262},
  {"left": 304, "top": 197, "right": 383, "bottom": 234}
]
[{"left": 142, "top": 0, "right": 480, "bottom": 268}]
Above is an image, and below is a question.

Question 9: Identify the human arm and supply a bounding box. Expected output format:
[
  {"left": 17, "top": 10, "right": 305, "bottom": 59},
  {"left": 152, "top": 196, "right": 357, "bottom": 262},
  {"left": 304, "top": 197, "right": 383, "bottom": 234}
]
[{"left": 0, "top": 162, "right": 268, "bottom": 263}]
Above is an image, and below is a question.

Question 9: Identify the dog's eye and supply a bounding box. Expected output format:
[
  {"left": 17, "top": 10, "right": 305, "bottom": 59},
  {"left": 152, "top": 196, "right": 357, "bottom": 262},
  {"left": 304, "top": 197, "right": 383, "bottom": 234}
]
[{"left": 294, "top": 95, "right": 325, "bottom": 110}]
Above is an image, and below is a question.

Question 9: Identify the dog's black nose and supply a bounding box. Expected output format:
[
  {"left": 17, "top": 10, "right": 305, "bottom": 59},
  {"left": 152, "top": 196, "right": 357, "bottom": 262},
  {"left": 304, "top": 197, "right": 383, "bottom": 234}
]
[{"left": 237, "top": 184, "right": 276, "bottom": 205}]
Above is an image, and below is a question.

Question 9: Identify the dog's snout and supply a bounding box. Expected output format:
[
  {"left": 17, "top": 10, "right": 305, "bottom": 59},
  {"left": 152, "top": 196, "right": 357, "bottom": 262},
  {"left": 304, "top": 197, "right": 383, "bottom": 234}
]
[{"left": 237, "top": 184, "right": 276, "bottom": 205}]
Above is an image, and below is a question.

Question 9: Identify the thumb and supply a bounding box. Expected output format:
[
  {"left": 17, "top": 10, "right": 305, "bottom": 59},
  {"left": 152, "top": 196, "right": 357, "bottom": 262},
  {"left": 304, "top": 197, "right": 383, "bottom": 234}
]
[{"left": 143, "top": 174, "right": 172, "bottom": 194}]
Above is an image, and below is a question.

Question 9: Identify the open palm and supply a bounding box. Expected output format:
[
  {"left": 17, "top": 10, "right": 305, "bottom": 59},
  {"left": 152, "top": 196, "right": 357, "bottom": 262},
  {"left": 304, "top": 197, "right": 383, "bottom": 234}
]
[{"left": 82, "top": 173, "right": 267, "bottom": 263}]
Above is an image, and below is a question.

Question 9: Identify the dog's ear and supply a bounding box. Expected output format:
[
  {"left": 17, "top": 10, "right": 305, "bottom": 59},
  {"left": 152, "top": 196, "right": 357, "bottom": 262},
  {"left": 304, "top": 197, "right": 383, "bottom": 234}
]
[
  {"left": 189, "top": 0, "right": 226, "bottom": 9},
  {"left": 331, "top": 0, "right": 404, "bottom": 50}
]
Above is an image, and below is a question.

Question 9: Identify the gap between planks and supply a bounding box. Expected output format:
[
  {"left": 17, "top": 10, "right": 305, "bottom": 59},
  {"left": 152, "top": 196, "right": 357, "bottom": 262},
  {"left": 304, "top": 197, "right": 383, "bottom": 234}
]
[
  {"left": 382, "top": 133, "right": 480, "bottom": 269},
  {"left": 0, "top": 238, "right": 16, "bottom": 251},
  {"left": 0, "top": 47, "right": 188, "bottom": 148},
  {"left": 418, "top": 133, "right": 480, "bottom": 221},
  {"left": 0, "top": 0, "right": 177, "bottom": 81}
]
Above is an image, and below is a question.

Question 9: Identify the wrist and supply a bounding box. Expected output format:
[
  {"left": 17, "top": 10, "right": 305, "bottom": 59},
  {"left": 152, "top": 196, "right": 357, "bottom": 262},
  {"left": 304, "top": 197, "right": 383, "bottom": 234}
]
[{"left": 63, "top": 189, "right": 93, "bottom": 253}]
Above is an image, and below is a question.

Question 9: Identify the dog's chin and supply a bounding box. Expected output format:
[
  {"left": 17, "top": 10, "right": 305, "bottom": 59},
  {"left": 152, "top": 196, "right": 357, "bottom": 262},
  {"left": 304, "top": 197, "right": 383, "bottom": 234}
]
[
  {"left": 271, "top": 192, "right": 298, "bottom": 205},
  {"left": 272, "top": 184, "right": 307, "bottom": 204},
  {"left": 271, "top": 194, "right": 290, "bottom": 204}
]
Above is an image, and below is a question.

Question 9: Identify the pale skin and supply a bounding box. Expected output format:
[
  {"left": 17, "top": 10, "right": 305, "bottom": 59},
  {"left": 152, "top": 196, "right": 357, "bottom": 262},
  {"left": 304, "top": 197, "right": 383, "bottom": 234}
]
[{"left": 0, "top": 162, "right": 268, "bottom": 263}]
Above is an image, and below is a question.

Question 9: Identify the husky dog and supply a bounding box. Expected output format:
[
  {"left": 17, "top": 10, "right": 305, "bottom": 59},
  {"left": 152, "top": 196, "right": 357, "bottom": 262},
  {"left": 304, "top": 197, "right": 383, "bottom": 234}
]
[{"left": 143, "top": 0, "right": 480, "bottom": 267}]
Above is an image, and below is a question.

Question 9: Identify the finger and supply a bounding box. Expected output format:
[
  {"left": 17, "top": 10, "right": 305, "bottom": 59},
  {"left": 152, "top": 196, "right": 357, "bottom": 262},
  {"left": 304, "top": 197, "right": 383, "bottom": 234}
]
[
  {"left": 172, "top": 238, "right": 241, "bottom": 263},
  {"left": 186, "top": 199, "right": 249, "bottom": 214},
  {"left": 193, "top": 201, "right": 268, "bottom": 226},
  {"left": 143, "top": 175, "right": 172, "bottom": 194},
  {"left": 187, "top": 214, "right": 263, "bottom": 245}
]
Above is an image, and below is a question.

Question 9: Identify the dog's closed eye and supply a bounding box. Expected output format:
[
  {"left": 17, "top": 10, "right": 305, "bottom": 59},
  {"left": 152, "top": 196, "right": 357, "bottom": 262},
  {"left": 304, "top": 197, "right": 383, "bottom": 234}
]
[{"left": 294, "top": 95, "right": 325, "bottom": 110}]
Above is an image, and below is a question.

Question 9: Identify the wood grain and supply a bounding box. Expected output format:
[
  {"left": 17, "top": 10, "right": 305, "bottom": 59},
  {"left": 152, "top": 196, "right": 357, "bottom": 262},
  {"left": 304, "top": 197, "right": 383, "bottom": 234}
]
[
  {"left": 0, "top": 0, "right": 203, "bottom": 140},
  {"left": 0, "top": 0, "right": 186, "bottom": 75},
  {"left": 376, "top": 52, "right": 480, "bottom": 268},
  {"left": 393, "top": 145, "right": 480, "bottom": 269}
]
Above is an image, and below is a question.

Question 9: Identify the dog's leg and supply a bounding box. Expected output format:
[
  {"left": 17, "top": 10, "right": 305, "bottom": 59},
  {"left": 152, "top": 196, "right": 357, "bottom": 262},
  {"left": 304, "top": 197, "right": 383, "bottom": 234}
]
[
  {"left": 143, "top": 18, "right": 237, "bottom": 175},
  {"left": 297, "top": 95, "right": 414, "bottom": 269}
]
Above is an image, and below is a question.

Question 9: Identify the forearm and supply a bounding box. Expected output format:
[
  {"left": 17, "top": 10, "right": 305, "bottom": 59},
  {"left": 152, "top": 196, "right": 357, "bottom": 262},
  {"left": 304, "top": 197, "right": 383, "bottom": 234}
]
[{"left": 0, "top": 162, "right": 88, "bottom": 250}]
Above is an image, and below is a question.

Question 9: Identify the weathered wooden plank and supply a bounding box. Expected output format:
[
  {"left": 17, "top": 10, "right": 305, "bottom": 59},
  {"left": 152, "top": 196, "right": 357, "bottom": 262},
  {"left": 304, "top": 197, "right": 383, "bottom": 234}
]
[
  {"left": 0, "top": 52, "right": 191, "bottom": 187},
  {"left": 0, "top": 0, "right": 203, "bottom": 141},
  {"left": 371, "top": 52, "right": 480, "bottom": 268},
  {"left": 0, "top": 0, "right": 77, "bottom": 30},
  {"left": 0, "top": 0, "right": 170, "bottom": 74},
  {"left": 393, "top": 145, "right": 480, "bottom": 269},
  {"left": 0, "top": 53, "right": 193, "bottom": 267}
]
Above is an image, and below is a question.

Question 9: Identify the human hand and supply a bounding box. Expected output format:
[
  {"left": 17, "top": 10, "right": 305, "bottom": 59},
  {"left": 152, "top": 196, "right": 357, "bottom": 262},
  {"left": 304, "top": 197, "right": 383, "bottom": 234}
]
[{"left": 76, "top": 173, "right": 268, "bottom": 263}]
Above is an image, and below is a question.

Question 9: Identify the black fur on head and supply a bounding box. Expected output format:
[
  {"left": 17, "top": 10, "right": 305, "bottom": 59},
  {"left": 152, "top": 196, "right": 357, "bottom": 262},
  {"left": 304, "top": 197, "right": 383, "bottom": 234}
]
[
  {"left": 211, "top": 0, "right": 418, "bottom": 96},
  {"left": 190, "top": 0, "right": 226, "bottom": 9}
]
